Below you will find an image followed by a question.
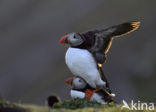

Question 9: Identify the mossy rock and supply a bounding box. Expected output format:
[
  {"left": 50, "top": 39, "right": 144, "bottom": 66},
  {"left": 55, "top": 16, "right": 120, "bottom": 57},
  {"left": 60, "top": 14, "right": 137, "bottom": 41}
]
[{"left": 0, "top": 100, "right": 28, "bottom": 112}]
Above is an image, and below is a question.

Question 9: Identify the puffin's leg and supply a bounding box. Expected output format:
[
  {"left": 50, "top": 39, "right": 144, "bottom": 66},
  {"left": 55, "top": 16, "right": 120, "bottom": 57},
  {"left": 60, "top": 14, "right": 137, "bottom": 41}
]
[
  {"left": 98, "top": 67, "right": 112, "bottom": 93},
  {"left": 85, "top": 89, "right": 99, "bottom": 100}
]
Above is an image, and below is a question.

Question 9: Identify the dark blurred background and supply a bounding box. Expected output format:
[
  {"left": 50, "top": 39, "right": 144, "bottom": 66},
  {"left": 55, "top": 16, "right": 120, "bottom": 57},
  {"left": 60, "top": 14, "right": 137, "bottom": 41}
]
[{"left": 0, "top": 0, "right": 156, "bottom": 104}]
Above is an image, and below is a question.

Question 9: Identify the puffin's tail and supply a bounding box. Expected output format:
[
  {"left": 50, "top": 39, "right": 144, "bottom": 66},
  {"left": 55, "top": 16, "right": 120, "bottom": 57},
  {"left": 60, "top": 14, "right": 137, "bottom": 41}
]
[{"left": 100, "top": 21, "right": 140, "bottom": 38}]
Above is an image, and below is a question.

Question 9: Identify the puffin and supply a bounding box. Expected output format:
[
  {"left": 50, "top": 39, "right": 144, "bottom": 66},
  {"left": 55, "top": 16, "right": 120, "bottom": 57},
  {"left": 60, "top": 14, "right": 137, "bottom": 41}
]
[
  {"left": 60, "top": 21, "right": 140, "bottom": 89},
  {"left": 66, "top": 77, "right": 114, "bottom": 104}
]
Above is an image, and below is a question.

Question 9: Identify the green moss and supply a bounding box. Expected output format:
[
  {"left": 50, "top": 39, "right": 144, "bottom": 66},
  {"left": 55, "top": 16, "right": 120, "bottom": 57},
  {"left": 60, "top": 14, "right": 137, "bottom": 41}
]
[{"left": 53, "top": 98, "right": 115, "bottom": 109}]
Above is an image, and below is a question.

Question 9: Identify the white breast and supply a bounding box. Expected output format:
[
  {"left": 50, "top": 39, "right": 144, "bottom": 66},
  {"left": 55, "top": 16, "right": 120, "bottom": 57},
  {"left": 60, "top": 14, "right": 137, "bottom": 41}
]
[
  {"left": 65, "top": 48, "right": 105, "bottom": 88},
  {"left": 65, "top": 48, "right": 97, "bottom": 74}
]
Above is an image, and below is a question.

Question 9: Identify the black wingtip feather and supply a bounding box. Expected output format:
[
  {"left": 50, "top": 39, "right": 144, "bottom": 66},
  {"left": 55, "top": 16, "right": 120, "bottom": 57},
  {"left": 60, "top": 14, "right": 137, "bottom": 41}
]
[{"left": 113, "top": 21, "right": 140, "bottom": 38}]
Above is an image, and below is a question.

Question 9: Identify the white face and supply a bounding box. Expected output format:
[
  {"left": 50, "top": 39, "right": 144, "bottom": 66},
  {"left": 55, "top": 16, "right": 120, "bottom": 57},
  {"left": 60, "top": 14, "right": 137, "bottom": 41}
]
[
  {"left": 71, "top": 77, "right": 87, "bottom": 89},
  {"left": 67, "top": 33, "right": 84, "bottom": 47}
]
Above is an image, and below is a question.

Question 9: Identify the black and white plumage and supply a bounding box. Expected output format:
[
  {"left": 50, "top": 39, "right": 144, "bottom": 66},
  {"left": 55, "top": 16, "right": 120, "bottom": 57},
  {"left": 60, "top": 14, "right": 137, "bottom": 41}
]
[
  {"left": 66, "top": 77, "right": 114, "bottom": 104},
  {"left": 60, "top": 21, "right": 140, "bottom": 89}
]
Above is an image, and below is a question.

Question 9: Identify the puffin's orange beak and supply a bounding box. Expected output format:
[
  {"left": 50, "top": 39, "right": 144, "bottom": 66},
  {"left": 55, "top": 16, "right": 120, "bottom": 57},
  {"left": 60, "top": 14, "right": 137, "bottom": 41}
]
[
  {"left": 65, "top": 77, "right": 73, "bottom": 85},
  {"left": 59, "top": 35, "right": 68, "bottom": 45}
]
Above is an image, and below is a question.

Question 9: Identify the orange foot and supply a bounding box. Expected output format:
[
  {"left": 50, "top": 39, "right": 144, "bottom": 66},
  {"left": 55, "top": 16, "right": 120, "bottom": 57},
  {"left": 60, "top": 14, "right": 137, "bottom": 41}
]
[{"left": 85, "top": 89, "right": 99, "bottom": 100}]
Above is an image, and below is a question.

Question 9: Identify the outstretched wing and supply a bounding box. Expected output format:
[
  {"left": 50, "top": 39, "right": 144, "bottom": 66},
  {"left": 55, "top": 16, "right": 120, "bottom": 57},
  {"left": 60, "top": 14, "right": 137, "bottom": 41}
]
[
  {"left": 82, "top": 21, "right": 140, "bottom": 54},
  {"left": 96, "top": 21, "right": 140, "bottom": 38}
]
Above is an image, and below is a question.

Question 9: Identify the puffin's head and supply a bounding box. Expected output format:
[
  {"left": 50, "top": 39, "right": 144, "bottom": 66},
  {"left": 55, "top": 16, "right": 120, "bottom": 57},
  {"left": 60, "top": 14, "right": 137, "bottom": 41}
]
[
  {"left": 59, "top": 33, "right": 85, "bottom": 47},
  {"left": 66, "top": 77, "right": 87, "bottom": 89}
]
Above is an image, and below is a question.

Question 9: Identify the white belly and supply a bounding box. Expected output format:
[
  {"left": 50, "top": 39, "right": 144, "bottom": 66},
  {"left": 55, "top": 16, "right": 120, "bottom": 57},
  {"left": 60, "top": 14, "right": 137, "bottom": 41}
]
[
  {"left": 70, "top": 90, "right": 106, "bottom": 104},
  {"left": 70, "top": 90, "right": 85, "bottom": 99},
  {"left": 65, "top": 48, "right": 105, "bottom": 88}
]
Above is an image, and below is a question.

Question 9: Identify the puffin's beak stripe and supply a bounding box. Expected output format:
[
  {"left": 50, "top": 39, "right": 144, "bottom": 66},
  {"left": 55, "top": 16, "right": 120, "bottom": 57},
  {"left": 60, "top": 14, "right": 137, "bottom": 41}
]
[{"left": 59, "top": 35, "right": 67, "bottom": 45}]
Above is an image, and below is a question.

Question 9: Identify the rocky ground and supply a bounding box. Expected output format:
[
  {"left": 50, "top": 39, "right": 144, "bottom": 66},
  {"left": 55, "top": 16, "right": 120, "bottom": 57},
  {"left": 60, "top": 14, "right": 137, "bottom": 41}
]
[{"left": 0, "top": 99, "right": 155, "bottom": 112}]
